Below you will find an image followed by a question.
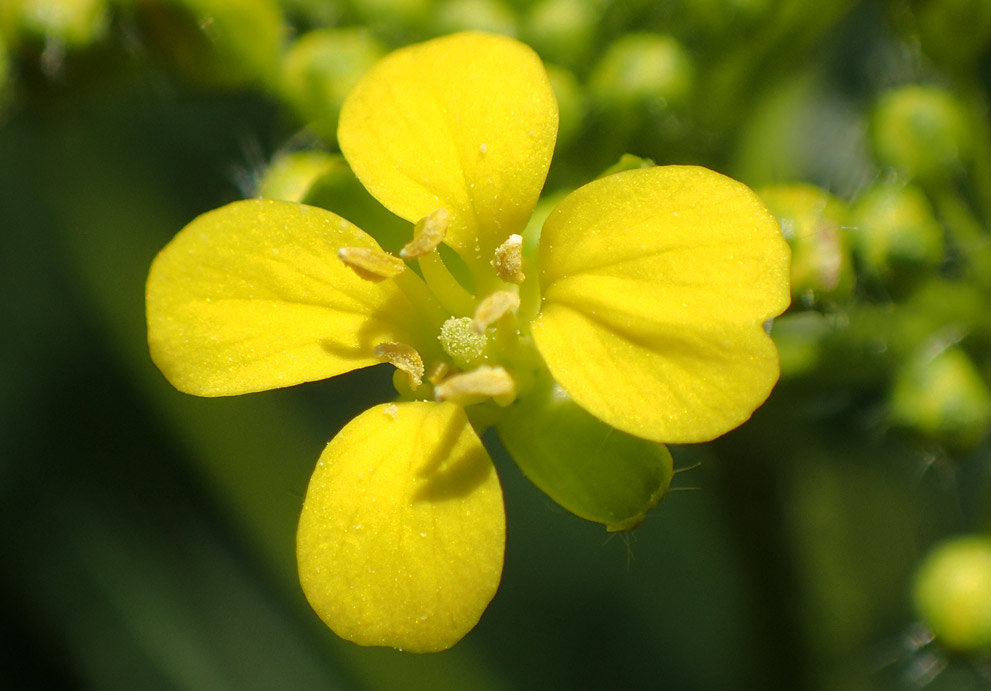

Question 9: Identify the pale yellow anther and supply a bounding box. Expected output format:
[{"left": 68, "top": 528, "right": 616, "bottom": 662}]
[
  {"left": 434, "top": 365, "right": 516, "bottom": 406},
  {"left": 374, "top": 342, "right": 424, "bottom": 389},
  {"left": 472, "top": 290, "right": 520, "bottom": 334},
  {"left": 400, "top": 208, "right": 450, "bottom": 260},
  {"left": 492, "top": 233, "right": 525, "bottom": 284},
  {"left": 338, "top": 247, "right": 405, "bottom": 282}
]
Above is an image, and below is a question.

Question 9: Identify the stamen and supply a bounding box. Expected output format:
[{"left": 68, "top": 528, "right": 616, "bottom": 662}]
[
  {"left": 400, "top": 208, "right": 449, "bottom": 259},
  {"left": 434, "top": 365, "right": 516, "bottom": 406},
  {"left": 427, "top": 360, "right": 450, "bottom": 385},
  {"left": 472, "top": 290, "right": 520, "bottom": 333},
  {"left": 419, "top": 252, "right": 476, "bottom": 317},
  {"left": 374, "top": 342, "right": 424, "bottom": 389},
  {"left": 492, "top": 234, "right": 525, "bottom": 284},
  {"left": 338, "top": 247, "right": 405, "bottom": 282}
]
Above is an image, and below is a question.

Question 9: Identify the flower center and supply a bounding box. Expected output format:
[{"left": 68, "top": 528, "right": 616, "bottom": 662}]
[{"left": 339, "top": 208, "right": 541, "bottom": 412}]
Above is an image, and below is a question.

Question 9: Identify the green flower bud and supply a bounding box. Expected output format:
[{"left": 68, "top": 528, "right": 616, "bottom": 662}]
[
  {"left": 348, "top": 0, "right": 431, "bottom": 35},
  {"left": 890, "top": 344, "right": 991, "bottom": 450},
  {"left": 0, "top": 34, "right": 8, "bottom": 94},
  {"left": 597, "top": 153, "right": 656, "bottom": 179},
  {"left": 498, "top": 372, "right": 673, "bottom": 532},
  {"left": 436, "top": 0, "right": 518, "bottom": 36},
  {"left": 256, "top": 150, "right": 339, "bottom": 203},
  {"left": 522, "top": 0, "right": 597, "bottom": 68},
  {"left": 913, "top": 0, "right": 991, "bottom": 67},
  {"left": 914, "top": 535, "right": 991, "bottom": 652},
  {"left": 759, "top": 184, "right": 855, "bottom": 305},
  {"left": 588, "top": 33, "right": 694, "bottom": 113},
  {"left": 1, "top": 0, "right": 109, "bottom": 49},
  {"left": 281, "top": 29, "right": 385, "bottom": 144},
  {"left": 544, "top": 63, "right": 585, "bottom": 151},
  {"left": 848, "top": 182, "right": 944, "bottom": 294},
  {"left": 871, "top": 86, "right": 972, "bottom": 182},
  {"left": 136, "top": 0, "right": 284, "bottom": 89}
]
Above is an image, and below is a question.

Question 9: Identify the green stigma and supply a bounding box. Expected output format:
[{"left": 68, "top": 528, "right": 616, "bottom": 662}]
[{"left": 439, "top": 316, "right": 487, "bottom": 367}]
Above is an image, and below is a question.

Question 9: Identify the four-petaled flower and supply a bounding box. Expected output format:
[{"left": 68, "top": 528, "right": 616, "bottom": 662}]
[{"left": 146, "top": 32, "right": 790, "bottom": 653}]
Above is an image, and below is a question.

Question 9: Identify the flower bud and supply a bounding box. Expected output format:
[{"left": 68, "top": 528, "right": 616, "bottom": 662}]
[
  {"left": 914, "top": 535, "right": 991, "bottom": 652},
  {"left": 136, "top": 0, "right": 284, "bottom": 88},
  {"left": 871, "top": 86, "right": 972, "bottom": 182},
  {"left": 498, "top": 373, "right": 673, "bottom": 531},
  {"left": 890, "top": 345, "right": 991, "bottom": 451},
  {"left": 281, "top": 29, "right": 385, "bottom": 144},
  {"left": 1, "top": 0, "right": 109, "bottom": 49},
  {"left": 436, "top": 0, "right": 518, "bottom": 36},
  {"left": 759, "top": 184, "right": 854, "bottom": 306},
  {"left": 523, "top": 0, "right": 597, "bottom": 68},
  {"left": 848, "top": 182, "right": 944, "bottom": 294},
  {"left": 589, "top": 33, "right": 694, "bottom": 114},
  {"left": 0, "top": 34, "right": 8, "bottom": 93},
  {"left": 913, "top": 0, "right": 991, "bottom": 67},
  {"left": 348, "top": 0, "right": 430, "bottom": 33}
]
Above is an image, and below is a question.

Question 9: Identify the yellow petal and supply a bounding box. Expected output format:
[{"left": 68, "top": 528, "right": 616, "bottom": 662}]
[
  {"left": 146, "top": 199, "right": 423, "bottom": 396},
  {"left": 297, "top": 402, "right": 505, "bottom": 653},
  {"left": 338, "top": 32, "right": 558, "bottom": 265},
  {"left": 533, "top": 166, "right": 791, "bottom": 443}
]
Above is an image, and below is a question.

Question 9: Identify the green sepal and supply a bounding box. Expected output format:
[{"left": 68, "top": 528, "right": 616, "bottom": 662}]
[
  {"left": 596, "top": 153, "right": 656, "bottom": 180},
  {"left": 256, "top": 150, "right": 339, "bottom": 203},
  {"left": 297, "top": 155, "right": 412, "bottom": 256},
  {"left": 497, "top": 372, "right": 673, "bottom": 531}
]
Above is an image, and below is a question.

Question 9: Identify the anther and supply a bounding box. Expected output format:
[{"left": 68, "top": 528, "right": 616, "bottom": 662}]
[
  {"left": 338, "top": 247, "right": 405, "bottom": 282},
  {"left": 374, "top": 342, "right": 424, "bottom": 389},
  {"left": 472, "top": 290, "right": 520, "bottom": 333},
  {"left": 400, "top": 208, "right": 450, "bottom": 259},
  {"left": 434, "top": 365, "right": 516, "bottom": 406},
  {"left": 492, "top": 234, "right": 525, "bottom": 284}
]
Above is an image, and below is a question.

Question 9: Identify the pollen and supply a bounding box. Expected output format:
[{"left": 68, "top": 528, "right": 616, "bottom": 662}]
[
  {"left": 400, "top": 208, "right": 450, "bottom": 259},
  {"left": 374, "top": 342, "right": 424, "bottom": 389},
  {"left": 338, "top": 247, "right": 405, "bottom": 282},
  {"left": 439, "top": 316, "right": 487, "bottom": 365},
  {"left": 492, "top": 233, "right": 525, "bottom": 284},
  {"left": 434, "top": 365, "right": 516, "bottom": 406},
  {"left": 472, "top": 290, "right": 520, "bottom": 333}
]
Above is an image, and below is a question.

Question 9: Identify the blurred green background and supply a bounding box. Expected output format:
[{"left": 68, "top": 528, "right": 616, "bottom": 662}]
[{"left": 2, "top": 0, "right": 990, "bottom": 689}]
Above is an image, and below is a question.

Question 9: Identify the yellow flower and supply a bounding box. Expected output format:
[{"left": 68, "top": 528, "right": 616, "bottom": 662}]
[{"left": 146, "top": 32, "right": 790, "bottom": 653}]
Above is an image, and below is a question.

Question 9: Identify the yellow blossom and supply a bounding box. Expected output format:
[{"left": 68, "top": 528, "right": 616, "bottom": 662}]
[{"left": 146, "top": 32, "right": 790, "bottom": 653}]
